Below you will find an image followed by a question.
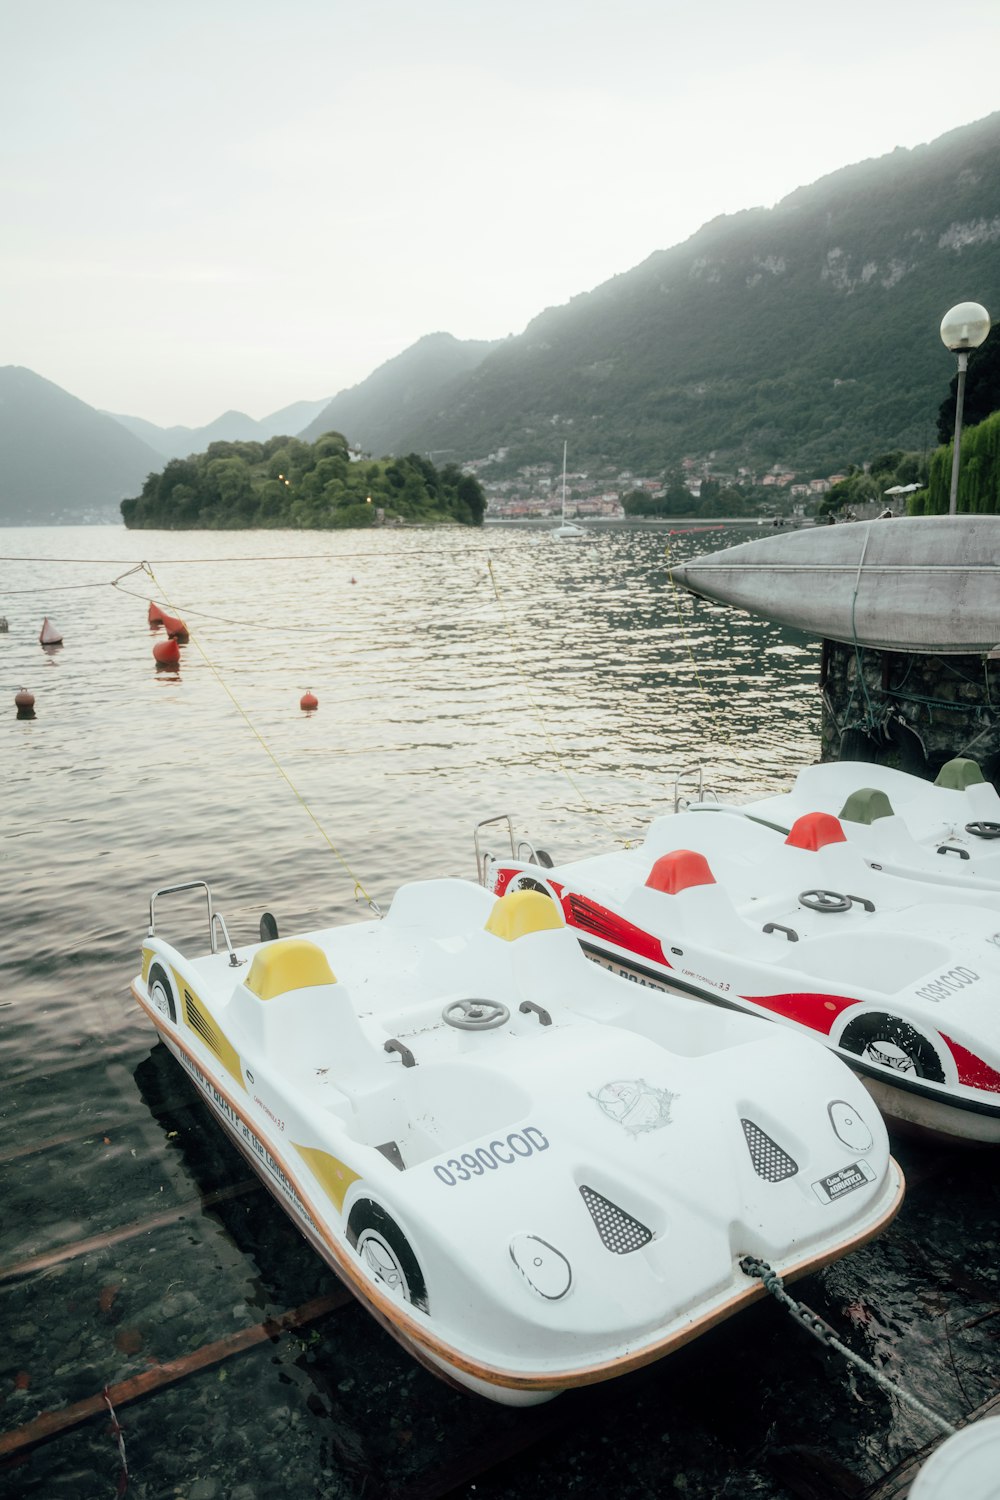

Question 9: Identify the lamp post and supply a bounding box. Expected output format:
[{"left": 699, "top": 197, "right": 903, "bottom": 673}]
[{"left": 939, "top": 301, "right": 991, "bottom": 514}]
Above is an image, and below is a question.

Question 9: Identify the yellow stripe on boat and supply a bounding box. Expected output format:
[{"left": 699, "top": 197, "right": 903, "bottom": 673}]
[
  {"left": 245, "top": 938, "right": 336, "bottom": 1000},
  {"left": 485, "top": 889, "right": 564, "bottom": 941},
  {"left": 293, "top": 1144, "right": 362, "bottom": 1212},
  {"left": 174, "top": 970, "right": 246, "bottom": 1089},
  {"left": 141, "top": 947, "right": 153, "bottom": 983}
]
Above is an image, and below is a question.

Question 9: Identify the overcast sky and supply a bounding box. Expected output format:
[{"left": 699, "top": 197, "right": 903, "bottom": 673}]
[{"left": 3, "top": 0, "right": 998, "bottom": 428}]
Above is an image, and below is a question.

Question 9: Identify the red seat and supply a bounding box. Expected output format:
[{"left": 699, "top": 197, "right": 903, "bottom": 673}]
[
  {"left": 785, "top": 811, "right": 847, "bottom": 851},
  {"left": 645, "top": 850, "right": 716, "bottom": 895}
]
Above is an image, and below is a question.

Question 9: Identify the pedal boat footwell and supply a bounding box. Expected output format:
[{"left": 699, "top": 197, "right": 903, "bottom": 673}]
[
  {"left": 712, "top": 757, "right": 1000, "bottom": 896},
  {"left": 132, "top": 879, "right": 903, "bottom": 1405}
]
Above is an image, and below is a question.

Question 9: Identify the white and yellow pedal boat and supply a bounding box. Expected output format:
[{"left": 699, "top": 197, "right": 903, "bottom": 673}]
[{"left": 132, "top": 878, "right": 902, "bottom": 1405}]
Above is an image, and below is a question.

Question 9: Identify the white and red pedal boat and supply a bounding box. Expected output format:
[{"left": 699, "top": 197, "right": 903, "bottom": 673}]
[
  {"left": 132, "top": 878, "right": 902, "bottom": 1406},
  {"left": 700, "top": 757, "right": 1000, "bottom": 896},
  {"left": 481, "top": 805, "right": 1000, "bottom": 1144}
]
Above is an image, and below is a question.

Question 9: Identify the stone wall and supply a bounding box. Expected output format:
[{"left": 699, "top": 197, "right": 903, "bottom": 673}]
[{"left": 819, "top": 639, "right": 1000, "bottom": 788}]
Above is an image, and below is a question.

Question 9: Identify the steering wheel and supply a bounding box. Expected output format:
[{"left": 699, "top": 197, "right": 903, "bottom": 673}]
[
  {"left": 798, "top": 888, "right": 852, "bottom": 913},
  {"left": 966, "top": 821, "right": 1000, "bottom": 840},
  {"left": 442, "top": 998, "right": 511, "bottom": 1031}
]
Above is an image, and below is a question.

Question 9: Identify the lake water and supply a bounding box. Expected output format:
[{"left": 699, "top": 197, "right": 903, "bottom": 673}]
[{"left": 1, "top": 522, "right": 997, "bottom": 1499}]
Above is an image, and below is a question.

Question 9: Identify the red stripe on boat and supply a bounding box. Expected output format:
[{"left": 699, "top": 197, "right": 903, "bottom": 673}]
[
  {"left": 741, "top": 991, "right": 860, "bottom": 1035},
  {"left": 561, "top": 891, "right": 672, "bottom": 968},
  {"left": 940, "top": 1035, "right": 1000, "bottom": 1093}
]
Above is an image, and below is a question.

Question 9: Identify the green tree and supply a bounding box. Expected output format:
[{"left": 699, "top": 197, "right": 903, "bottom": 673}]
[
  {"left": 121, "top": 434, "right": 487, "bottom": 530},
  {"left": 936, "top": 334, "right": 1000, "bottom": 443}
]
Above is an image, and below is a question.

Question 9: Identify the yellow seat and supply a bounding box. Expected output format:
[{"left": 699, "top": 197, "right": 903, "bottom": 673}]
[
  {"left": 485, "top": 889, "right": 564, "bottom": 942},
  {"left": 245, "top": 938, "right": 336, "bottom": 1001}
]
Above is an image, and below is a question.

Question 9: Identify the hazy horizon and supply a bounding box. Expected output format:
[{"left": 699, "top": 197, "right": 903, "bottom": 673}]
[{"left": 4, "top": 0, "right": 999, "bottom": 428}]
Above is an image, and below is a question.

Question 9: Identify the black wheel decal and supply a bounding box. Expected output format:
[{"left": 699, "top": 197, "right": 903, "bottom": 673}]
[
  {"left": 838, "top": 1012, "right": 945, "bottom": 1083},
  {"left": 510, "top": 876, "right": 552, "bottom": 896},
  {"left": 346, "top": 1199, "right": 428, "bottom": 1312},
  {"left": 147, "top": 962, "right": 177, "bottom": 1023}
]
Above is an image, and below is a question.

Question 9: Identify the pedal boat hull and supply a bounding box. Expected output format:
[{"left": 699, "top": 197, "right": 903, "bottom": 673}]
[{"left": 132, "top": 878, "right": 903, "bottom": 1404}]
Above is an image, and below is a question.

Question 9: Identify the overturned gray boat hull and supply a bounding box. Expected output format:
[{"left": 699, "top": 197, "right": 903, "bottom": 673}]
[{"left": 669, "top": 516, "right": 1000, "bottom": 654}]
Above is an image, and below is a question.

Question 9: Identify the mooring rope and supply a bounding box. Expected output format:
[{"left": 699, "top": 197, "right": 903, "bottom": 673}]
[
  {"left": 142, "top": 562, "right": 382, "bottom": 916},
  {"left": 111, "top": 577, "right": 344, "bottom": 635},
  {"left": 741, "top": 1256, "right": 958, "bottom": 1439},
  {"left": 101, "top": 1386, "right": 129, "bottom": 1494}
]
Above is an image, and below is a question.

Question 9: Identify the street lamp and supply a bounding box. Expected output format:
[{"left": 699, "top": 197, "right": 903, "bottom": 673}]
[{"left": 940, "top": 301, "right": 991, "bottom": 514}]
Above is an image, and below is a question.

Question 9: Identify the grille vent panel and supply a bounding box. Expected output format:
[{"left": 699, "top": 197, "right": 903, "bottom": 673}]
[
  {"left": 184, "top": 989, "right": 222, "bottom": 1056},
  {"left": 579, "top": 1184, "right": 653, "bottom": 1254},
  {"left": 741, "top": 1119, "right": 798, "bottom": 1182},
  {"left": 567, "top": 894, "right": 622, "bottom": 942}
]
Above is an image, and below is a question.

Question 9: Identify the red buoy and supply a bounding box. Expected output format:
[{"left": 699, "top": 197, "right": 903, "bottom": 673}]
[
  {"left": 14, "top": 687, "right": 35, "bottom": 719},
  {"left": 300, "top": 690, "right": 318, "bottom": 711},
  {"left": 159, "top": 611, "right": 189, "bottom": 641},
  {"left": 153, "top": 638, "right": 181, "bottom": 666},
  {"left": 148, "top": 601, "right": 166, "bottom": 626}
]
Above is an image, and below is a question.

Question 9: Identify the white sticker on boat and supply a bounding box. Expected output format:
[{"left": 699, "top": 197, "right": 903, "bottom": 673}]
[
  {"left": 811, "top": 1159, "right": 876, "bottom": 1204},
  {"left": 591, "top": 1079, "right": 677, "bottom": 1136}
]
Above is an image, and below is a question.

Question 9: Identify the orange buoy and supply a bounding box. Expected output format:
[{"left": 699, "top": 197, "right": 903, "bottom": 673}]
[
  {"left": 153, "top": 638, "right": 181, "bottom": 667},
  {"left": 14, "top": 687, "right": 35, "bottom": 718},
  {"left": 39, "top": 617, "right": 63, "bottom": 646},
  {"left": 300, "top": 690, "right": 318, "bottom": 711},
  {"left": 159, "top": 611, "right": 189, "bottom": 641},
  {"left": 148, "top": 601, "right": 166, "bottom": 626}
]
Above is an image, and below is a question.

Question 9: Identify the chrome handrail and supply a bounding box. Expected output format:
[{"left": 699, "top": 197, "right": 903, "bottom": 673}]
[
  {"left": 212, "top": 911, "right": 241, "bottom": 967},
  {"left": 474, "top": 814, "right": 516, "bottom": 885},
  {"left": 148, "top": 880, "right": 239, "bottom": 963},
  {"left": 673, "top": 764, "right": 719, "bottom": 812}
]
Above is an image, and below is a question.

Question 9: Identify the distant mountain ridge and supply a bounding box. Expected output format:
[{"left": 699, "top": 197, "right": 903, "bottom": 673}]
[
  {"left": 376, "top": 112, "right": 1000, "bottom": 476},
  {"left": 0, "top": 366, "right": 163, "bottom": 524},
  {"left": 298, "top": 332, "right": 502, "bottom": 451},
  {"left": 108, "top": 396, "right": 334, "bottom": 460},
  {"left": 5, "top": 111, "right": 1000, "bottom": 524}
]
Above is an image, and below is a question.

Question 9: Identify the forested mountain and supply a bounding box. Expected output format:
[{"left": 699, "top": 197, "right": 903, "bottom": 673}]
[
  {"left": 0, "top": 366, "right": 162, "bottom": 523},
  {"left": 378, "top": 112, "right": 1000, "bottom": 477},
  {"left": 108, "top": 397, "right": 333, "bottom": 460},
  {"left": 8, "top": 113, "right": 999, "bottom": 525},
  {"left": 299, "top": 333, "right": 500, "bottom": 452}
]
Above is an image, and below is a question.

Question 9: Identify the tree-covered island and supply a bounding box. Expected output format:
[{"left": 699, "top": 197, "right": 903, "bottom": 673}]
[{"left": 120, "top": 431, "right": 487, "bottom": 529}]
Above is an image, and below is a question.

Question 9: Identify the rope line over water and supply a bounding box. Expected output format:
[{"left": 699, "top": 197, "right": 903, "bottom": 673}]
[
  {"left": 143, "top": 562, "right": 382, "bottom": 915},
  {"left": 111, "top": 577, "right": 337, "bottom": 634},
  {"left": 1, "top": 544, "right": 495, "bottom": 565}
]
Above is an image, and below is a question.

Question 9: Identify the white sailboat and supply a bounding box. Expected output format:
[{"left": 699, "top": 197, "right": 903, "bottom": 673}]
[{"left": 551, "top": 443, "right": 596, "bottom": 541}]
